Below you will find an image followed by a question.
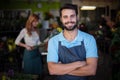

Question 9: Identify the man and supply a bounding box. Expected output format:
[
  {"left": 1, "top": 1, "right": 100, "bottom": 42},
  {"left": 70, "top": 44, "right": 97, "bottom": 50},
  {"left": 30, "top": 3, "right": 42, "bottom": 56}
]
[{"left": 47, "top": 3, "right": 98, "bottom": 80}]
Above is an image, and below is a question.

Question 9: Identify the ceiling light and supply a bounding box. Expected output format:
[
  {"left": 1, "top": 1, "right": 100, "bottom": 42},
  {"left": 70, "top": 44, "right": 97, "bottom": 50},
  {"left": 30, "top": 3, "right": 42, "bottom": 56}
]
[{"left": 81, "top": 6, "right": 96, "bottom": 10}]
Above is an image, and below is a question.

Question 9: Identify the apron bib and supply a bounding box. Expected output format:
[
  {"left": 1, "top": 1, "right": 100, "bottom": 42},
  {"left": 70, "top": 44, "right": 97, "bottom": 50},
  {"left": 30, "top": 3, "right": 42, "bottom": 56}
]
[{"left": 56, "top": 41, "right": 88, "bottom": 80}]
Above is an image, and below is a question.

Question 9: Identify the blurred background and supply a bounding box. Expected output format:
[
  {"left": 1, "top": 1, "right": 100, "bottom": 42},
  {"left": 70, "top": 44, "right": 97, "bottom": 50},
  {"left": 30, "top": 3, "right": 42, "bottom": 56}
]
[{"left": 0, "top": 0, "right": 120, "bottom": 80}]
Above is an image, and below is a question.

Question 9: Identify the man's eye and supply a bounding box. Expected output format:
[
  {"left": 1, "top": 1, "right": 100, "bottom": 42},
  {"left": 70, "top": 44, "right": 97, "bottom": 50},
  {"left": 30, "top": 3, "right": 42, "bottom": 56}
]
[
  {"left": 71, "top": 15, "right": 75, "bottom": 18},
  {"left": 63, "top": 16, "right": 67, "bottom": 19}
]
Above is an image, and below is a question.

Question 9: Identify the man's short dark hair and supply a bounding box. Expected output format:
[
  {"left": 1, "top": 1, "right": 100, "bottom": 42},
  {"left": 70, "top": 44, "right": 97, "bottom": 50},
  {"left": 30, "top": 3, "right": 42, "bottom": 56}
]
[{"left": 59, "top": 3, "right": 78, "bottom": 17}]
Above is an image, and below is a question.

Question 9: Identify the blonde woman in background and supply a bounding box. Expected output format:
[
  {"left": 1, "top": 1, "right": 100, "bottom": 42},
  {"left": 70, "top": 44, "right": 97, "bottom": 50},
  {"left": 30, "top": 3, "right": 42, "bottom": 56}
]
[{"left": 15, "top": 14, "right": 43, "bottom": 80}]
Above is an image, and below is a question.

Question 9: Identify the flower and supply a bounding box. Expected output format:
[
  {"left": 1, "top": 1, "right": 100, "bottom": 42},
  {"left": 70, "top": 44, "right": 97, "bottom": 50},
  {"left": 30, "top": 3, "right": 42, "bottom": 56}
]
[{"left": 44, "top": 12, "right": 54, "bottom": 20}]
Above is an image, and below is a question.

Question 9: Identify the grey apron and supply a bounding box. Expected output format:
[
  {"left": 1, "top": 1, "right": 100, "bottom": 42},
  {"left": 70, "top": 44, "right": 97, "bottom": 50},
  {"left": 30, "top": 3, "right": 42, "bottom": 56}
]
[
  {"left": 56, "top": 41, "right": 88, "bottom": 80},
  {"left": 23, "top": 48, "right": 43, "bottom": 74}
]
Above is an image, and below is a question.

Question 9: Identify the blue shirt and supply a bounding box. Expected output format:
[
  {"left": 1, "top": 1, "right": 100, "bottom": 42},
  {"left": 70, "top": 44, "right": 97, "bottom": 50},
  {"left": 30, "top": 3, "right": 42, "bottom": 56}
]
[{"left": 47, "top": 30, "right": 98, "bottom": 63}]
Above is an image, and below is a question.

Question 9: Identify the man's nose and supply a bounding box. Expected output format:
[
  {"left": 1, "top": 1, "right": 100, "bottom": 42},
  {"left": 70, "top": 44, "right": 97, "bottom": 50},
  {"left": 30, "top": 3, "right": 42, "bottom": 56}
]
[{"left": 67, "top": 17, "right": 73, "bottom": 22}]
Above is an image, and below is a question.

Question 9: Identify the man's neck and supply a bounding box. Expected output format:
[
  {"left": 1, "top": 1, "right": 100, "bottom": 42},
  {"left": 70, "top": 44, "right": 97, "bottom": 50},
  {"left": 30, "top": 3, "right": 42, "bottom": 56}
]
[{"left": 63, "top": 28, "right": 78, "bottom": 42}]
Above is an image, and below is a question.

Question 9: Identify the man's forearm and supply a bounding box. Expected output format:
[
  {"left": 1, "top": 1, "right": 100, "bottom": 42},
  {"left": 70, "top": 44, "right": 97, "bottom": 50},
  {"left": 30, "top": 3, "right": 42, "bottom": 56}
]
[
  {"left": 68, "top": 58, "right": 98, "bottom": 76},
  {"left": 48, "top": 61, "right": 86, "bottom": 75}
]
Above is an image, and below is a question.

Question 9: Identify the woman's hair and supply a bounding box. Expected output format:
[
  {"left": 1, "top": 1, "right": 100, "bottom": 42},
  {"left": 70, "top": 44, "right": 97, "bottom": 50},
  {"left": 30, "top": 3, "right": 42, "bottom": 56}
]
[{"left": 25, "top": 14, "right": 39, "bottom": 36}]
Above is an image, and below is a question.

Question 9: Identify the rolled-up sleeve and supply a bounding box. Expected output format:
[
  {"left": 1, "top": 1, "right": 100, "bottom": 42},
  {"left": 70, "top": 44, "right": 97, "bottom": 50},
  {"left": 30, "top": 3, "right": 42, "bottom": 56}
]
[
  {"left": 86, "top": 36, "right": 98, "bottom": 58},
  {"left": 47, "top": 38, "right": 59, "bottom": 63}
]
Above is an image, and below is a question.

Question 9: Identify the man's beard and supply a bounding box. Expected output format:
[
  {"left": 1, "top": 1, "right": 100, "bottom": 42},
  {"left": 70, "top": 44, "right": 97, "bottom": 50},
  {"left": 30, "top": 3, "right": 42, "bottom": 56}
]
[{"left": 62, "top": 21, "right": 78, "bottom": 31}]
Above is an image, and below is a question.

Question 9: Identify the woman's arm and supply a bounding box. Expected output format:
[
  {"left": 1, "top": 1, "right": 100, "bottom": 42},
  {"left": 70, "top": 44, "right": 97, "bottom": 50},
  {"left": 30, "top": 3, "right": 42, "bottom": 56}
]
[
  {"left": 15, "top": 29, "right": 33, "bottom": 50},
  {"left": 17, "top": 42, "right": 33, "bottom": 50}
]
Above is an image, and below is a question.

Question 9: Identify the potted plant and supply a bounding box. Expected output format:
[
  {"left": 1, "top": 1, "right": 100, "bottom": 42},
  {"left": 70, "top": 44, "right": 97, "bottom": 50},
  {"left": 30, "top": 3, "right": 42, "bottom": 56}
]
[{"left": 110, "top": 11, "right": 120, "bottom": 80}]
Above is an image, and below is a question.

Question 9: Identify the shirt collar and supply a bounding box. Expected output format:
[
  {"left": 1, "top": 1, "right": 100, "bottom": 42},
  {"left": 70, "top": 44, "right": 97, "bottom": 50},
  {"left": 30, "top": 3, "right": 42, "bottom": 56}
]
[
  {"left": 58, "top": 30, "right": 83, "bottom": 42},
  {"left": 58, "top": 31, "right": 66, "bottom": 41}
]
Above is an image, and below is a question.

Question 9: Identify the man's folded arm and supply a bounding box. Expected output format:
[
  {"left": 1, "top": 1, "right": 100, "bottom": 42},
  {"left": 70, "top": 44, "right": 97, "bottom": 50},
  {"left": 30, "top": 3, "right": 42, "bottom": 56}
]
[{"left": 68, "top": 58, "right": 98, "bottom": 76}]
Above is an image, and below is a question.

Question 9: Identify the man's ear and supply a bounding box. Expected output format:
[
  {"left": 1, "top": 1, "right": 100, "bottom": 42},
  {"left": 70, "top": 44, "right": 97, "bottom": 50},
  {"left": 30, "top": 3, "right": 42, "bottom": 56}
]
[
  {"left": 60, "top": 17, "right": 62, "bottom": 22},
  {"left": 77, "top": 16, "right": 79, "bottom": 21},
  {"left": 60, "top": 17, "right": 63, "bottom": 24}
]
